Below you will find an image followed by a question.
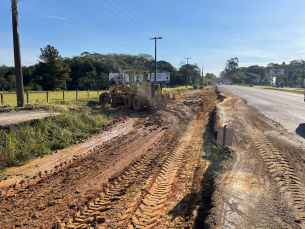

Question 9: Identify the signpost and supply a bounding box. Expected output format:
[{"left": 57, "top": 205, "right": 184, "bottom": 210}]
[
  {"left": 270, "top": 67, "right": 284, "bottom": 85},
  {"left": 217, "top": 126, "right": 234, "bottom": 152}
]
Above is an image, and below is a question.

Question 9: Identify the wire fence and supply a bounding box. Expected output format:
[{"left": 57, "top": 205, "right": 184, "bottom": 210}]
[{"left": 0, "top": 89, "right": 105, "bottom": 106}]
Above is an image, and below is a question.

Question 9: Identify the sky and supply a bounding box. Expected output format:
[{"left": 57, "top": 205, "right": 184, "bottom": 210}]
[{"left": 1, "top": 0, "right": 305, "bottom": 76}]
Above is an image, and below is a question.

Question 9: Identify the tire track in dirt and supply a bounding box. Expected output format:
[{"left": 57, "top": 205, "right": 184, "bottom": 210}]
[
  {"left": 210, "top": 92, "right": 305, "bottom": 228},
  {"left": 255, "top": 139, "right": 305, "bottom": 226},
  {"left": 117, "top": 120, "right": 195, "bottom": 229},
  {"left": 0, "top": 89, "right": 218, "bottom": 229},
  {"left": 61, "top": 126, "right": 182, "bottom": 228},
  {"left": 60, "top": 91, "right": 217, "bottom": 229}
]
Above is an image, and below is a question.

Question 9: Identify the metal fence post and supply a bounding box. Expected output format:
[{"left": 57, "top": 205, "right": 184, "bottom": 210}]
[
  {"left": 0, "top": 93, "right": 3, "bottom": 106},
  {"left": 46, "top": 91, "right": 49, "bottom": 103},
  {"left": 26, "top": 91, "right": 29, "bottom": 104},
  {"left": 97, "top": 88, "right": 99, "bottom": 95},
  {"left": 87, "top": 89, "right": 89, "bottom": 98},
  {"left": 63, "top": 90, "right": 65, "bottom": 101},
  {"left": 76, "top": 89, "right": 78, "bottom": 100}
]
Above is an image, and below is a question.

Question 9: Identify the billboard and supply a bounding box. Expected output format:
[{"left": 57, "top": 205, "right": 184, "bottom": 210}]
[
  {"left": 109, "top": 73, "right": 170, "bottom": 84},
  {"left": 150, "top": 73, "right": 170, "bottom": 82},
  {"left": 270, "top": 68, "right": 284, "bottom": 76}
]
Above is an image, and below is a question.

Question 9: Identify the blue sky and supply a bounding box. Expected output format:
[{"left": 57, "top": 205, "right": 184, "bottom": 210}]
[{"left": 1, "top": 0, "right": 305, "bottom": 76}]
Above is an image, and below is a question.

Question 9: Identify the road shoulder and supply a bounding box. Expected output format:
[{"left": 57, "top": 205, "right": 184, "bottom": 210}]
[{"left": 207, "top": 93, "right": 305, "bottom": 228}]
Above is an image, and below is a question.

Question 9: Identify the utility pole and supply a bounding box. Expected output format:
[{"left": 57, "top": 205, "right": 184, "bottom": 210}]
[
  {"left": 301, "top": 60, "right": 305, "bottom": 87},
  {"left": 149, "top": 37, "right": 162, "bottom": 84},
  {"left": 201, "top": 65, "right": 204, "bottom": 86},
  {"left": 184, "top": 58, "right": 191, "bottom": 87},
  {"left": 11, "top": 0, "right": 24, "bottom": 107},
  {"left": 291, "top": 62, "right": 294, "bottom": 88}
]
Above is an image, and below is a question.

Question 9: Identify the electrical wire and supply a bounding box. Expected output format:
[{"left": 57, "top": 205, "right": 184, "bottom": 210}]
[
  {"left": 19, "top": 0, "right": 152, "bottom": 52},
  {"left": 110, "top": 0, "right": 189, "bottom": 58},
  {"left": 159, "top": 43, "right": 185, "bottom": 58},
  {"left": 91, "top": 0, "right": 150, "bottom": 38},
  {"left": 103, "top": 0, "right": 153, "bottom": 37}
]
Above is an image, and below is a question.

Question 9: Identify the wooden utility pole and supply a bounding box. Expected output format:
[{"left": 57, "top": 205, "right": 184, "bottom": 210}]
[
  {"left": 184, "top": 58, "right": 191, "bottom": 87},
  {"left": 201, "top": 65, "right": 204, "bottom": 86},
  {"left": 149, "top": 37, "right": 162, "bottom": 83},
  {"left": 11, "top": 0, "right": 24, "bottom": 107}
]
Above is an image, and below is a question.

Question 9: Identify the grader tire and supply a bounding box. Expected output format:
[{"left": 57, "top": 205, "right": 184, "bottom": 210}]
[
  {"left": 133, "top": 95, "right": 145, "bottom": 111},
  {"left": 124, "top": 94, "right": 133, "bottom": 108},
  {"left": 99, "top": 92, "right": 111, "bottom": 104}
]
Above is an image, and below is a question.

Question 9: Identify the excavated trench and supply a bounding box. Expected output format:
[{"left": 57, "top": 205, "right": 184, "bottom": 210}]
[{"left": 0, "top": 89, "right": 228, "bottom": 229}]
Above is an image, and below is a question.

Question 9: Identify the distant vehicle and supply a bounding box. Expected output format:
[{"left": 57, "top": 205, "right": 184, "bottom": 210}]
[
  {"left": 229, "top": 83, "right": 233, "bottom": 85},
  {"left": 273, "top": 83, "right": 283, "bottom": 88}
]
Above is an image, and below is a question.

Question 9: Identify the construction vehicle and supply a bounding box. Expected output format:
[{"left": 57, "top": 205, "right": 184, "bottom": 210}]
[{"left": 99, "top": 70, "right": 174, "bottom": 111}]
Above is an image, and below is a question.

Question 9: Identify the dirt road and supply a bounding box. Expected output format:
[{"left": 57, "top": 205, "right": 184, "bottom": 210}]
[
  {"left": 207, "top": 93, "right": 305, "bottom": 229},
  {"left": 0, "top": 89, "right": 218, "bottom": 228},
  {"left": 0, "top": 110, "right": 59, "bottom": 127}
]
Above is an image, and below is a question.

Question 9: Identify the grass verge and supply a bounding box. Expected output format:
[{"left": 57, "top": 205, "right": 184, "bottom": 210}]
[
  {"left": 0, "top": 100, "right": 112, "bottom": 171},
  {"left": 0, "top": 90, "right": 105, "bottom": 106}
]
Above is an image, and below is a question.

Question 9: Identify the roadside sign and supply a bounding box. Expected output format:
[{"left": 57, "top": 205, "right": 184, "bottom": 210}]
[{"left": 270, "top": 67, "right": 284, "bottom": 76}]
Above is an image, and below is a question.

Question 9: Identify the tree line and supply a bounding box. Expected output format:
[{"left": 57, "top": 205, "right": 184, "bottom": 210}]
[
  {"left": 0, "top": 45, "right": 217, "bottom": 91},
  {"left": 220, "top": 57, "right": 305, "bottom": 86}
]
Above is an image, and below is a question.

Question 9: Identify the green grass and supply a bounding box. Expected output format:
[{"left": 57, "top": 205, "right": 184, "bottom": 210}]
[
  {"left": 0, "top": 98, "right": 113, "bottom": 171},
  {"left": 0, "top": 90, "right": 105, "bottom": 106},
  {"left": 164, "top": 86, "right": 195, "bottom": 94}
]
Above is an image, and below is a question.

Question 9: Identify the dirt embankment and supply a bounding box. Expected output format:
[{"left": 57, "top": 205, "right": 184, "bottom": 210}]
[
  {"left": 0, "top": 89, "right": 219, "bottom": 228},
  {"left": 207, "top": 93, "right": 305, "bottom": 229}
]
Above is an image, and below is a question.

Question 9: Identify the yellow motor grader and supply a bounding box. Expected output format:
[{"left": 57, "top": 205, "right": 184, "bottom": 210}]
[{"left": 99, "top": 70, "right": 174, "bottom": 111}]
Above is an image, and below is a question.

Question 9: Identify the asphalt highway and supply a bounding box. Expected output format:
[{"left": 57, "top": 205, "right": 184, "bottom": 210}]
[{"left": 218, "top": 85, "right": 305, "bottom": 143}]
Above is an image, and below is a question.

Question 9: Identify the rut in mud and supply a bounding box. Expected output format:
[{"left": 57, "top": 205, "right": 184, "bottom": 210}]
[{"left": 0, "top": 89, "right": 219, "bottom": 229}]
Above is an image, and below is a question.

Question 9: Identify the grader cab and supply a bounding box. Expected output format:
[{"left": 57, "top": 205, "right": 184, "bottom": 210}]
[{"left": 99, "top": 70, "right": 173, "bottom": 111}]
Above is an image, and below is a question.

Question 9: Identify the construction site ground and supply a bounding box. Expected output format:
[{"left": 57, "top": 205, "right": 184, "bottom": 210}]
[{"left": 1, "top": 88, "right": 305, "bottom": 228}]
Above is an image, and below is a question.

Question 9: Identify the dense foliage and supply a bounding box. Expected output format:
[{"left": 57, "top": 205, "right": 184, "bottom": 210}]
[
  {"left": 0, "top": 45, "right": 208, "bottom": 91},
  {"left": 220, "top": 57, "right": 305, "bottom": 86}
]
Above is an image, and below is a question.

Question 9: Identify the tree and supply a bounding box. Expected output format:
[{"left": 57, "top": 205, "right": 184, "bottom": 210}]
[
  {"left": 36, "top": 45, "right": 71, "bottom": 91},
  {"left": 178, "top": 64, "right": 201, "bottom": 86},
  {"left": 225, "top": 57, "right": 239, "bottom": 75}
]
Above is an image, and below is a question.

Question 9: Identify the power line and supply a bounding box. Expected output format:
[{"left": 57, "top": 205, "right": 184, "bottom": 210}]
[
  {"left": 111, "top": 0, "right": 189, "bottom": 57},
  {"left": 92, "top": 0, "right": 150, "bottom": 37},
  {"left": 158, "top": 43, "right": 185, "bottom": 58},
  {"left": 92, "top": 0, "right": 188, "bottom": 62},
  {"left": 103, "top": 0, "right": 153, "bottom": 37},
  {"left": 162, "top": 38, "right": 188, "bottom": 57},
  {"left": 112, "top": 0, "right": 159, "bottom": 35},
  {"left": 18, "top": 0, "right": 152, "bottom": 52}
]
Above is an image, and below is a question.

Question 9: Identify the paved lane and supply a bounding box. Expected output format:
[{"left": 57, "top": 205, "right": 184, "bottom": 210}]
[{"left": 218, "top": 85, "right": 305, "bottom": 141}]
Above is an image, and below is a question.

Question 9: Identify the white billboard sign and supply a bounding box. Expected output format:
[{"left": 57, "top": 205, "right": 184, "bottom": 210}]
[
  {"left": 150, "top": 73, "right": 170, "bottom": 82},
  {"left": 109, "top": 72, "right": 170, "bottom": 84},
  {"left": 270, "top": 68, "right": 284, "bottom": 76}
]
